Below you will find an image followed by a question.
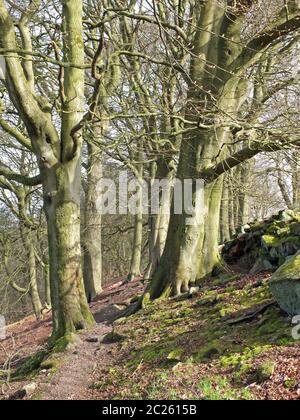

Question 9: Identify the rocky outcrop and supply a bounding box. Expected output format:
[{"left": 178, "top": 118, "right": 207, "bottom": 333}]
[
  {"left": 222, "top": 210, "right": 300, "bottom": 274},
  {"left": 269, "top": 251, "right": 300, "bottom": 316}
]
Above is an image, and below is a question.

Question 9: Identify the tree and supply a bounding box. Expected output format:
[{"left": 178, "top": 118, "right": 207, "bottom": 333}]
[
  {"left": 131, "top": 0, "right": 300, "bottom": 304},
  {"left": 0, "top": 0, "right": 94, "bottom": 342}
]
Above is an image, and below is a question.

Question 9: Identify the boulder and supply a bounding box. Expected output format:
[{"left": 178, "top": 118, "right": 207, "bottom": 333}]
[
  {"left": 269, "top": 251, "right": 300, "bottom": 316},
  {"left": 223, "top": 210, "right": 300, "bottom": 274}
]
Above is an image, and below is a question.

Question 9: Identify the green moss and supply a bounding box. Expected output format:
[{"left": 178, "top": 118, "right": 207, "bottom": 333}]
[
  {"left": 167, "top": 348, "right": 183, "bottom": 362},
  {"left": 40, "top": 358, "right": 65, "bottom": 370},
  {"left": 271, "top": 251, "right": 300, "bottom": 282},
  {"left": 14, "top": 351, "right": 48, "bottom": 378},
  {"left": 262, "top": 235, "right": 283, "bottom": 248},
  {"left": 101, "top": 331, "right": 125, "bottom": 344},
  {"left": 52, "top": 333, "right": 80, "bottom": 353},
  {"left": 194, "top": 342, "right": 221, "bottom": 362},
  {"left": 220, "top": 346, "right": 271, "bottom": 368},
  {"left": 197, "top": 376, "right": 253, "bottom": 400},
  {"left": 284, "top": 379, "right": 297, "bottom": 389},
  {"left": 256, "top": 361, "right": 276, "bottom": 383}
]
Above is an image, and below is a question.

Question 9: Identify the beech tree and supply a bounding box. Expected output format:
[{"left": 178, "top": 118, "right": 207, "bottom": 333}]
[
  {"left": 0, "top": 0, "right": 94, "bottom": 342},
  {"left": 128, "top": 0, "right": 300, "bottom": 304}
]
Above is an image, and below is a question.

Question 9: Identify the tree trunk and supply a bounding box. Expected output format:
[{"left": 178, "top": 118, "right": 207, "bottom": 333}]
[
  {"left": 238, "top": 163, "right": 251, "bottom": 227},
  {"left": 44, "top": 165, "right": 95, "bottom": 342},
  {"left": 44, "top": 262, "right": 51, "bottom": 308},
  {"left": 220, "top": 177, "right": 230, "bottom": 244},
  {"left": 19, "top": 221, "right": 43, "bottom": 320},
  {"left": 83, "top": 144, "right": 102, "bottom": 301},
  {"left": 137, "top": 1, "right": 249, "bottom": 305},
  {"left": 292, "top": 169, "right": 300, "bottom": 209},
  {"left": 128, "top": 152, "right": 144, "bottom": 282},
  {"left": 28, "top": 240, "right": 43, "bottom": 319},
  {"left": 145, "top": 160, "right": 173, "bottom": 279},
  {"left": 228, "top": 180, "right": 236, "bottom": 238}
]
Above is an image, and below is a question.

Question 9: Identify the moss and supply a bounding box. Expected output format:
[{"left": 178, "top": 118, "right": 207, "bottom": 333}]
[
  {"left": 271, "top": 251, "right": 300, "bottom": 282},
  {"left": 40, "top": 358, "right": 65, "bottom": 370},
  {"left": 270, "top": 251, "right": 300, "bottom": 316},
  {"left": 194, "top": 342, "right": 221, "bottom": 362},
  {"left": 52, "top": 333, "right": 80, "bottom": 353},
  {"left": 31, "top": 392, "right": 43, "bottom": 400},
  {"left": 101, "top": 331, "right": 125, "bottom": 344},
  {"left": 256, "top": 361, "right": 276, "bottom": 383},
  {"left": 220, "top": 346, "right": 271, "bottom": 369},
  {"left": 262, "top": 235, "right": 283, "bottom": 248},
  {"left": 284, "top": 379, "right": 297, "bottom": 389},
  {"left": 14, "top": 351, "right": 48, "bottom": 378},
  {"left": 167, "top": 348, "right": 183, "bottom": 362},
  {"left": 197, "top": 376, "right": 253, "bottom": 400}
]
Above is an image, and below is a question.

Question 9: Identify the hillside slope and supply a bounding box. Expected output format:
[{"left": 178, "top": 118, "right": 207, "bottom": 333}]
[{"left": 1, "top": 270, "right": 299, "bottom": 400}]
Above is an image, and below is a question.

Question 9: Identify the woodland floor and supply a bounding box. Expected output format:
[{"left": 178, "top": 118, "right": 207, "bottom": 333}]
[{"left": 0, "top": 270, "right": 300, "bottom": 400}]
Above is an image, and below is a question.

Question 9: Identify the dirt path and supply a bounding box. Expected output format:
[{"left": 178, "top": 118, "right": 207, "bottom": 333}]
[
  {"left": 0, "top": 278, "right": 144, "bottom": 400},
  {"left": 39, "top": 323, "right": 113, "bottom": 400}
]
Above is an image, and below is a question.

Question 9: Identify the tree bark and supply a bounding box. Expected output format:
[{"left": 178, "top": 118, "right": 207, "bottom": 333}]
[
  {"left": 44, "top": 165, "right": 94, "bottom": 340},
  {"left": 83, "top": 144, "right": 102, "bottom": 301},
  {"left": 138, "top": 1, "right": 249, "bottom": 304}
]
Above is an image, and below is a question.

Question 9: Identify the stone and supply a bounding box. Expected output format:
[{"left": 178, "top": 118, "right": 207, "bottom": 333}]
[
  {"left": 113, "top": 317, "right": 127, "bottom": 326},
  {"left": 279, "top": 209, "right": 296, "bottom": 223},
  {"left": 100, "top": 330, "right": 125, "bottom": 344},
  {"left": 23, "top": 383, "right": 37, "bottom": 397},
  {"left": 85, "top": 336, "right": 99, "bottom": 343},
  {"left": 188, "top": 286, "right": 199, "bottom": 298},
  {"left": 270, "top": 251, "right": 300, "bottom": 316},
  {"left": 290, "top": 223, "right": 300, "bottom": 236},
  {"left": 256, "top": 361, "right": 276, "bottom": 383},
  {"left": 167, "top": 348, "right": 183, "bottom": 362}
]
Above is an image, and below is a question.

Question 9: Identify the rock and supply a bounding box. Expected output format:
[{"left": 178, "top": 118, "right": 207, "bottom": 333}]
[
  {"left": 197, "top": 296, "right": 219, "bottom": 307},
  {"left": 85, "top": 336, "right": 99, "bottom": 343},
  {"left": 290, "top": 223, "right": 300, "bottom": 236},
  {"left": 250, "top": 258, "right": 275, "bottom": 275},
  {"left": 167, "top": 348, "right": 183, "bottom": 362},
  {"left": 23, "top": 383, "right": 37, "bottom": 397},
  {"left": 270, "top": 251, "right": 300, "bottom": 316},
  {"left": 100, "top": 330, "right": 125, "bottom": 344},
  {"left": 256, "top": 361, "right": 276, "bottom": 383},
  {"left": 279, "top": 209, "right": 297, "bottom": 223},
  {"left": 188, "top": 286, "right": 199, "bottom": 298},
  {"left": 113, "top": 317, "right": 127, "bottom": 326},
  {"left": 223, "top": 210, "right": 300, "bottom": 274}
]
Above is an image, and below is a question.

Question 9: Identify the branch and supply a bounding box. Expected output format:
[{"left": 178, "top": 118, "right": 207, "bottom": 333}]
[
  {"left": 233, "top": 1, "right": 300, "bottom": 72},
  {"left": 202, "top": 133, "right": 300, "bottom": 182},
  {"left": 0, "top": 118, "right": 32, "bottom": 150},
  {"left": 0, "top": 165, "right": 41, "bottom": 186}
]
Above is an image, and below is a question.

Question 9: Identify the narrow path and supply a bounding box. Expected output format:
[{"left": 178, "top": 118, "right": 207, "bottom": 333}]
[
  {"left": 32, "top": 279, "right": 144, "bottom": 400},
  {"left": 39, "top": 323, "right": 113, "bottom": 400}
]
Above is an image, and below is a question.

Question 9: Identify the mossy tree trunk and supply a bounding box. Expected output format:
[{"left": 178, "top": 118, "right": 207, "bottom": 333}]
[
  {"left": 44, "top": 169, "right": 94, "bottom": 339},
  {"left": 0, "top": 0, "right": 95, "bottom": 341},
  {"left": 140, "top": 1, "right": 251, "bottom": 303},
  {"left": 83, "top": 143, "right": 103, "bottom": 301}
]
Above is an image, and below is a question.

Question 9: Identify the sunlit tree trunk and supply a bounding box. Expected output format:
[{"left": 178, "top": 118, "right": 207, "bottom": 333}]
[
  {"left": 83, "top": 143, "right": 102, "bottom": 301},
  {"left": 139, "top": 1, "right": 249, "bottom": 303},
  {"left": 220, "top": 177, "right": 230, "bottom": 244},
  {"left": 128, "top": 152, "right": 144, "bottom": 282}
]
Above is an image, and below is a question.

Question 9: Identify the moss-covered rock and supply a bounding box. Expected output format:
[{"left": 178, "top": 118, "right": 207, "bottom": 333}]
[
  {"left": 101, "top": 330, "right": 125, "bottom": 344},
  {"left": 223, "top": 210, "right": 300, "bottom": 274},
  {"left": 270, "top": 251, "right": 300, "bottom": 316},
  {"left": 256, "top": 361, "right": 276, "bottom": 383}
]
